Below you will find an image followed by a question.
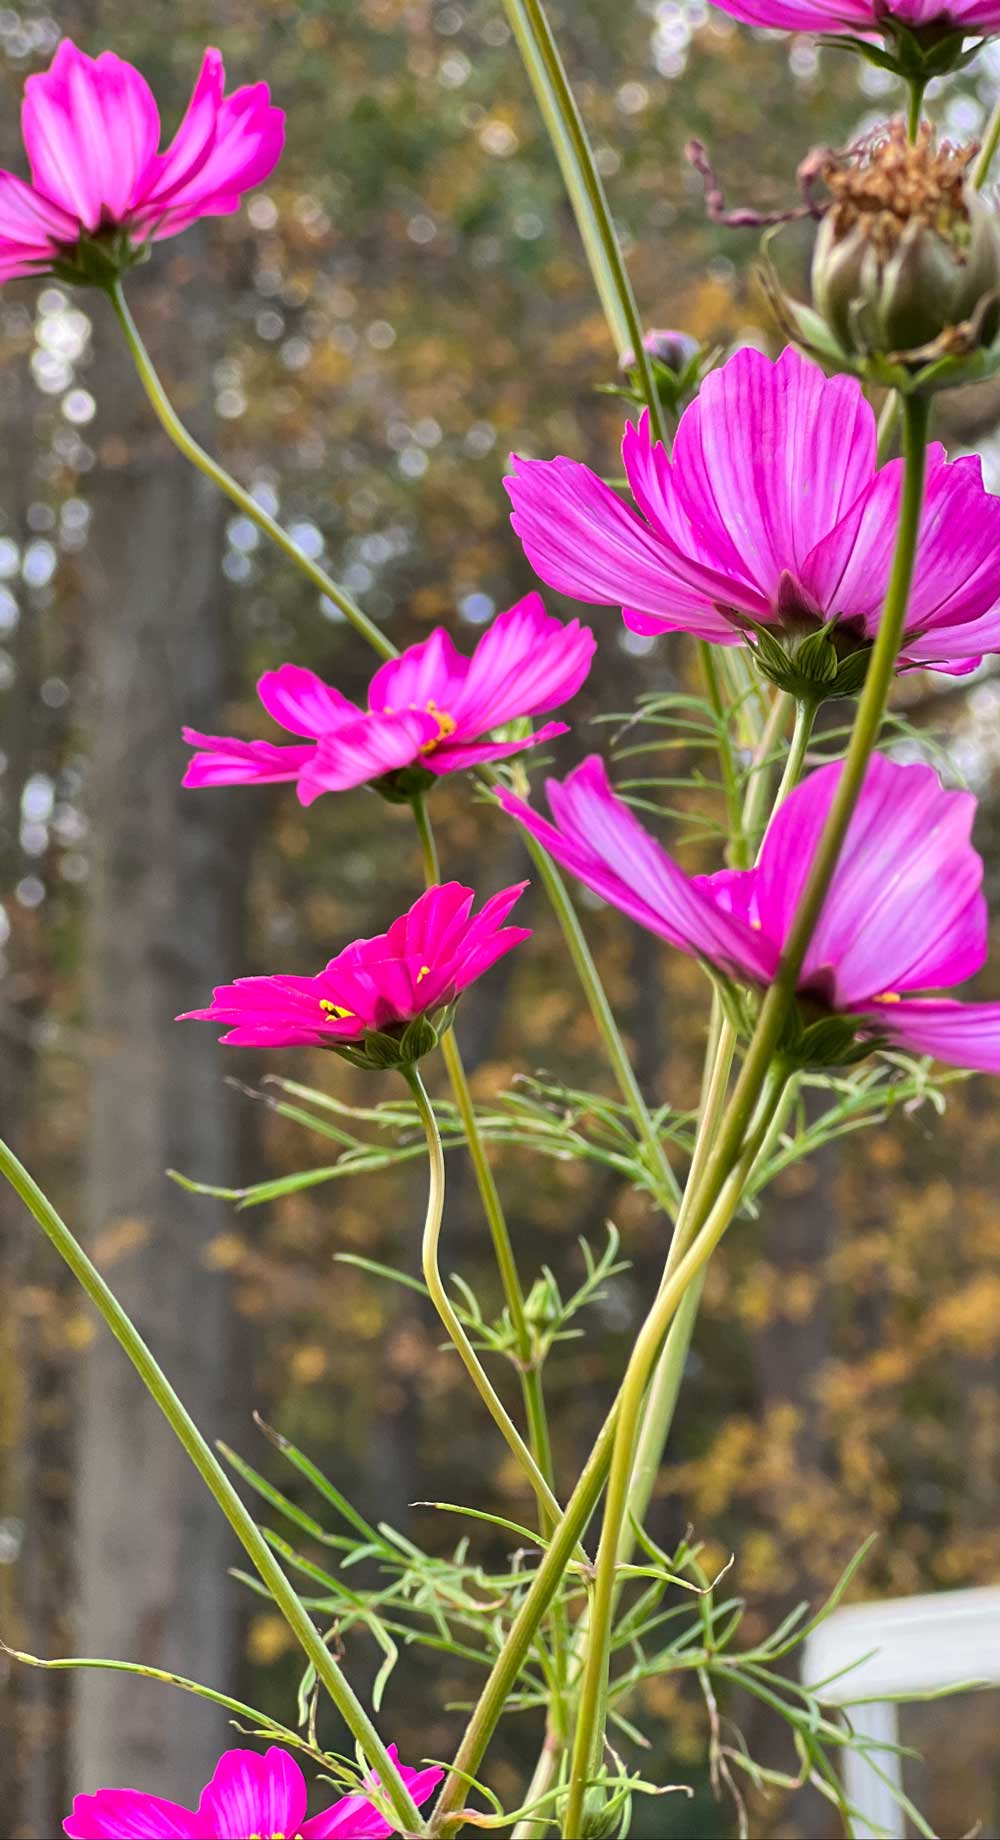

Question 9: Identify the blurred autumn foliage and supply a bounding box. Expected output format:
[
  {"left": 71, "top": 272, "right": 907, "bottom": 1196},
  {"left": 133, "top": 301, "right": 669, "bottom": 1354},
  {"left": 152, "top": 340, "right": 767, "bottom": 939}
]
[{"left": 4, "top": 2, "right": 1000, "bottom": 1836}]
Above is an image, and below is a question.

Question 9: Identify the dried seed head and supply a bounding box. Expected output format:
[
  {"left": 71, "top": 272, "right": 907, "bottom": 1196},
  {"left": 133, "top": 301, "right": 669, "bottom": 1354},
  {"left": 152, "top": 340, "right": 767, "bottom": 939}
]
[{"left": 810, "top": 119, "right": 1000, "bottom": 359}]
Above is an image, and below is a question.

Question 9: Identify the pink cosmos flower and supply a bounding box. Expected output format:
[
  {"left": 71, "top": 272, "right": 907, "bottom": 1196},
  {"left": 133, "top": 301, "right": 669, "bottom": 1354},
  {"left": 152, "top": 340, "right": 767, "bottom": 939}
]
[
  {"left": 506, "top": 346, "right": 1000, "bottom": 677},
  {"left": 703, "top": 0, "right": 1000, "bottom": 37},
  {"left": 178, "top": 881, "right": 530, "bottom": 1054},
  {"left": 0, "top": 38, "right": 284, "bottom": 284},
  {"left": 64, "top": 1741, "right": 443, "bottom": 1838},
  {"left": 183, "top": 594, "right": 596, "bottom": 805},
  {"left": 498, "top": 752, "right": 1000, "bottom": 1074}
]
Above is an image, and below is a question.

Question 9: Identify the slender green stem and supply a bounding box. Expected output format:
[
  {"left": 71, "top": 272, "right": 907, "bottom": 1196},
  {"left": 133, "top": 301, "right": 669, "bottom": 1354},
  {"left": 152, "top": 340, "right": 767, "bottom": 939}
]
[
  {"left": 520, "top": 830, "right": 682, "bottom": 1215},
  {"left": 410, "top": 794, "right": 558, "bottom": 1527},
  {"left": 499, "top": 0, "right": 667, "bottom": 439},
  {"left": 876, "top": 392, "right": 900, "bottom": 466},
  {"left": 0, "top": 1137, "right": 425, "bottom": 1838},
  {"left": 975, "top": 96, "right": 1000, "bottom": 187},
  {"left": 562, "top": 1071, "right": 789, "bottom": 1837},
  {"left": 677, "top": 390, "right": 930, "bottom": 1253},
  {"left": 107, "top": 281, "right": 396, "bottom": 662},
  {"left": 906, "top": 79, "right": 925, "bottom": 143},
  {"left": 773, "top": 698, "right": 818, "bottom": 813},
  {"left": 702, "top": 647, "right": 744, "bottom": 854},
  {"left": 402, "top": 1067, "right": 566, "bottom": 1531}
]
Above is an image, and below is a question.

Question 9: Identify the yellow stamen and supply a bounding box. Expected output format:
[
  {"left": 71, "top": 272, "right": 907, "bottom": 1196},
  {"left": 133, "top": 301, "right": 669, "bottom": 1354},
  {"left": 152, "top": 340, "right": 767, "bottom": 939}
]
[
  {"left": 872, "top": 991, "right": 901, "bottom": 1004},
  {"left": 416, "top": 964, "right": 431, "bottom": 983},
  {"left": 320, "top": 998, "right": 353, "bottom": 1019},
  {"left": 418, "top": 698, "right": 458, "bottom": 754}
]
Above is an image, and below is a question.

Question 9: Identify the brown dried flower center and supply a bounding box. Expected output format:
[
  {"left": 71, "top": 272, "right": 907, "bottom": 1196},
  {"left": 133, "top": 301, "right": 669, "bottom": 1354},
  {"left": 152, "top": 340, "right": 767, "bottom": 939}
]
[{"left": 820, "top": 120, "right": 976, "bottom": 261}]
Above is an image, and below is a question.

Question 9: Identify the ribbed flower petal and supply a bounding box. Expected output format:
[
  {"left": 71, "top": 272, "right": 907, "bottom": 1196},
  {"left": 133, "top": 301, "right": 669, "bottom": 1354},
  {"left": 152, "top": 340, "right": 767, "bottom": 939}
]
[
  {"left": 182, "top": 728, "right": 316, "bottom": 787},
  {"left": 63, "top": 1789, "right": 204, "bottom": 1837},
  {"left": 451, "top": 592, "right": 595, "bottom": 733},
  {"left": 0, "top": 168, "right": 78, "bottom": 271},
  {"left": 498, "top": 757, "right": 774, "bottom": 981},
  {"left": 860, "top": 997, "right": 1000, "bottom": 1073},
  {"left": 754, "top": 754, "right": 987, "bottom": 1007},
  {"left": 297, "top": 709, "right": 441, "bottom": 803},
  {"left": 429, "top": 721, "right": 569, "bottom": 774},
  {"left": 504, "top": 454, "right": 747, "bottom": 640},
  {"left": 300, "top": 1752, "right": 444, "bottom": 1838},
  {"left": 136, "top": 63, "right": 284, "bottom": 240},
  {"left": 368, "top": 627, "right": 468, "bottom": 714},
  {"left": 669, "top": 346, "right": 876, "bottom": 606},
  {"left": 23, "top": 39, "right": 160, "bottom": 229},
  {"left": 197, "top": 1747, "right": 307, "bottom": 1837},
  {"left": 256, "top": 663, "right": 361, "bottom": 737}
]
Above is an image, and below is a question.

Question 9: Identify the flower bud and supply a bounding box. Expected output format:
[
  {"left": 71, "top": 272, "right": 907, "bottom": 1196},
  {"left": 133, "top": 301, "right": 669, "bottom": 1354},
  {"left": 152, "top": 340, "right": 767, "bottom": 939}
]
[
  {"left": 811, "top": 120, "right": 1000, "bottom": 362},
  {"left": 619, "top": 328, "right": 700, "bottom": 375}
]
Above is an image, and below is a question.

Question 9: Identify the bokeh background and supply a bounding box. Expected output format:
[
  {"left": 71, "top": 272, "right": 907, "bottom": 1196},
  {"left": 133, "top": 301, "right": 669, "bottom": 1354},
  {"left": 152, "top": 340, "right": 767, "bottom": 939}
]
[{"left": 3, "top": 3, "right": 1000, "bottom": 1835}]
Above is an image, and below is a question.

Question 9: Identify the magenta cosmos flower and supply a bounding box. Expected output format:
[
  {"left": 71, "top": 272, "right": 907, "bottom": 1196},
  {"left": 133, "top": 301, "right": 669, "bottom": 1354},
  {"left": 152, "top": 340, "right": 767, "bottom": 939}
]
[
  {"left": 183, "top": 594, "right": 595, "bottom": 805},
  {"left": 64, "top": 1741, "right": 442, "bottom": 1838},
  {"left": 499, "top": 753, "right": 1000, "bottom": 1074},
  {"left": 703, "top": 0, "right": 1000, "bottom": 38},
  {"left": 179, "top": 881, "right": 530, "bottom": 1062},
  {"left": 506, "top": 347, "right": 1000, "bottom": 678},
  {"left": 0, "top": 38, "right": 284, "bottom": 285}
]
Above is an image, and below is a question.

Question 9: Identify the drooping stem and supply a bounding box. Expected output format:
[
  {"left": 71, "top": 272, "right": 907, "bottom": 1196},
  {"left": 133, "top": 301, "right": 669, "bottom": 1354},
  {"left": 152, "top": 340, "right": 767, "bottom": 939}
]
[
  {"left": 0, "top": 1137, "right": 425, "bottom": 1838},
  {"left": 499, "top": 0, "right": 667, "bottom": 439},
  {"left": 562, "top": 1070, "right": 789, "bottom": 1837},
  {"left": 402, "top": 1065, "right": 566, "bottom": 1531},
  {"left": 107, "top": 281, "right": 396, "bottom": 661},
  {"left": 410, "top": 793, "right": 558, "bottom": 1523}
]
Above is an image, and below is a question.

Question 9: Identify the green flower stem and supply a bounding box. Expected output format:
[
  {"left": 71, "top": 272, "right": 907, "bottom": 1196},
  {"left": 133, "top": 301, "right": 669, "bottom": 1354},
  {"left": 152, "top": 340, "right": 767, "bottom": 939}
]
[
  {"left": 499, "top": 0, "right": 667, "bottom": 439},
  {"left": 672, "top": 389, "right": 930, "bottom": 1288},
  {"left": 876, "top": 391, "right": 900, "bottom": 466},
  {"left": 107, "top": 281, "right": 396, "bottom": 662},
  {"left": 427, "top": 1068, "right": 788, "bottom": 1837},
  {"left": 562, "top": 1068, "right": 789, "bottom": 1837},
  {"left": 519, "top": 829, "right": 682, "bottom": 1216},
  {"left": 0, "top": 1136, "right": 425, "bottom": 1838},
  {"left": 701, "top": 646, "right": 745, "bottom": 854},
  {"left": 402, "top": 1066, "right": 567, "bottom": 1533},
  {"left": 975, "top": 97, "right": 1000, "bottom": 187},
  {"left": 773, "top": 696, "right": 818, "bottom": 813},
  {"left": 907, "top": 79, "right": 925, "bottom": 143},
  {"left": 409, "top": 794, "right": 558, "bottom": 1531}
]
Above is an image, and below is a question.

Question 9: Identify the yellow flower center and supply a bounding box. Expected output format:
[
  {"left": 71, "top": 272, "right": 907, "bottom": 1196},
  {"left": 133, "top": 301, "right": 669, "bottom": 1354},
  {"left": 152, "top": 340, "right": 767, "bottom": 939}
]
[
  {"left": 872, "top": 991, "right": 901, "bottom": 1004},
  {"left": 319, "top": 999, "right": 353, "bottom": 1019},
  {"left": 417, "top": 698, "right": 458, "bottom": 754}
]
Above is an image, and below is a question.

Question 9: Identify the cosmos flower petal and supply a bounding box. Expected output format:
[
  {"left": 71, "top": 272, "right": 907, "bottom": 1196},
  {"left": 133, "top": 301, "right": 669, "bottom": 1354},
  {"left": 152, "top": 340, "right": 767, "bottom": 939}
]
[
  {"left": 504, "top": 453, "right": 748, "bottom": 638},
  {"left": 63, "top": 1789, "right": 204, "bottom": 1838},
  {"left": 297, "top": 709, "right": 442, "bottom": 803},
  {"left": 256, "top": 664, "right": 361, "bottom": 737},
  {"left": 197, "top": 1746, "right": 307, "bottom": 1835},
  {"left": 708, "top": 0, "right": 997, "bottom": 33},
  {"left": 860, "top": 998, "right": 1000, "bottom": 1074},
  {"left": 452, "top": 592, "right": 596, "bottom": 732},
  {"left": 182, "top": 729, "right": 316, "bottom": 787},
  {"left": 23, "top": 39, "right": 160, "bottom": 230},
  {"left": 368, "top": 627, "right": 468, "bottom": 714},
  {"left": 428, "top": 722, "right": 570, "bottom": 774},
  {"left": 755, "top": 754, "right": 988, "bottom": 1007},
  {"left": 299, "top": 1751, "right": 444, "bottom": 1838},
  {"left": 498, "top": 757, "right": 773, "bottom": 980}
]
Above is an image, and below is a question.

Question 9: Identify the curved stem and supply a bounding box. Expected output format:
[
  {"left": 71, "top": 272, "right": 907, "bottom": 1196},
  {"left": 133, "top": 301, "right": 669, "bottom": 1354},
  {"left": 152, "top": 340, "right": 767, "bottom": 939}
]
[
  {"left": 499, "top": 0, "right": 667, "bottom": 439},
  {"left": 772, "top": 698, "right": 818, "bottom": 814},
  {"left": 562, "top": 1072, "right": 789, "bottom": 1837},
  {"left": 107, "top": 281, "right": 397, "bottom": 662},
  {"left": 974, "top": 95, "right": 1000, "bottom": 187},
  {"left": 0, "top": 1138, "right": 425, "bottom": 1837},
  {"left": 403, "top": 1067, "right": 566, "bottom": 1532},
  {"left": 410, "top": 795, "right": 558, "bottom": 1524}
]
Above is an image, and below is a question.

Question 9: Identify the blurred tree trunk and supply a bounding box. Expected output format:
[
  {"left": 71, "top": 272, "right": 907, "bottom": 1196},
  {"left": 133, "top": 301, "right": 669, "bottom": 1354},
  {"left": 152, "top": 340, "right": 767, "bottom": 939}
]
[{"left": 73, "top": 245, "right": 246, "bottom": 1799}]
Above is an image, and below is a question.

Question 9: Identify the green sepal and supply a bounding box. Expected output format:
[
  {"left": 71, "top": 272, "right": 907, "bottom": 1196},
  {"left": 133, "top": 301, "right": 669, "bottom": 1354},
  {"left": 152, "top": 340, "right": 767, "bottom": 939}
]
[
  {"left": 50, "top": 227, "right": 152, "bottom": 291},
  {"left": 816, "top": 21, "right": 979, "bottom": 82},
  {"left": 331, "top": 1004, "right": 455, "bottom": 1073},
  {"left": 372, "top": 762, "right": 437, "bottom": 805}
]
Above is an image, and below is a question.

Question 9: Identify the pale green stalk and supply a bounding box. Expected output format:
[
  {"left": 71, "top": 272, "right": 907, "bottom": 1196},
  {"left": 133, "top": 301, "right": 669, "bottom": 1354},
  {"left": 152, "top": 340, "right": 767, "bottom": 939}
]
[
  {"left": 0, "top": 1138, "right": 425, "bottom": 1837},
  {"left": 436, "top": 391, "right": 929, "bottom": 1827},
  {"left": 402, "top": 1066, "right": 566, "bottom": 1530},
  {"left": 562, "top": 1070, "right": 789, "bottom": 1836},
  {"left": 107, "top": 282, "right": 395, "bottom": 660},
  {"left": 975, "top": 98, "right": 1000, "bottom": 187}
]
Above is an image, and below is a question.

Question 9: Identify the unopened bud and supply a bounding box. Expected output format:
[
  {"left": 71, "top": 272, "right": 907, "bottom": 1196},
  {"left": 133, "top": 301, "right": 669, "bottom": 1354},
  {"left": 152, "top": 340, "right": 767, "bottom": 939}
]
[
  {"left": 619, "top": 328, "right": 700, "bottom": 375},
  {"left": 811, "top": 119, "right": 1000, "bottom": 361}
]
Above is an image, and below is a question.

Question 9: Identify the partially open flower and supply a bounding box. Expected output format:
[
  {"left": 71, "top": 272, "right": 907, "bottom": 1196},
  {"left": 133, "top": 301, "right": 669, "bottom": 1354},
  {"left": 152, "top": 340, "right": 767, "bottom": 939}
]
[
  {"left": 178, "top": 882, "right": 530, "bottom": 1070},
  {"left": 811, "top": 120, "right": 1000, "bottom": 363}
]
